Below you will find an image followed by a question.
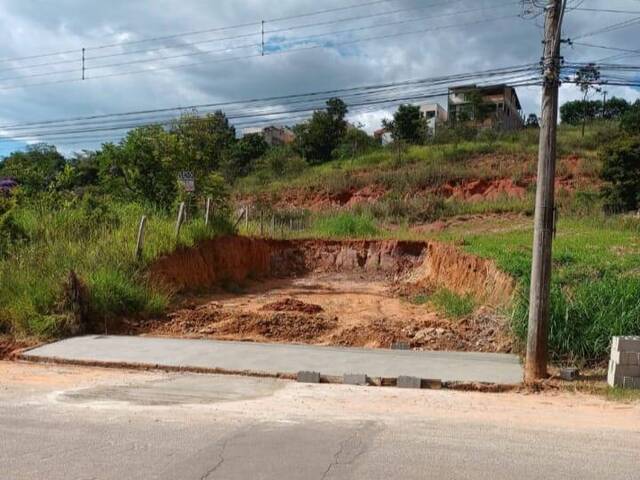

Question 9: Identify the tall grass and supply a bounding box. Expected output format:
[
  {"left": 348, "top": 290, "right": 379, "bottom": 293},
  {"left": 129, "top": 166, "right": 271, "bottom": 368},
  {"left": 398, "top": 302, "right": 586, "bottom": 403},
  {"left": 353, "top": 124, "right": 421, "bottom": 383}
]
[
  {"left": 442, "top": 216, "right": 640, "bottom": 364},
  {"left": 310, "top": 212, "right": 378, "bottom": 238},
  {"left": 0, "top": 199, "right": 232, "bottom": 338}
]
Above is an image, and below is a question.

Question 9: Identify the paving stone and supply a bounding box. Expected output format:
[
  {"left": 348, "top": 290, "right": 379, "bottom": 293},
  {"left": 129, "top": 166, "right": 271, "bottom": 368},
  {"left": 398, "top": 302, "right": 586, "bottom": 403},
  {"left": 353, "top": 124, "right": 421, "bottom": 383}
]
[
  {"left": 391, "top": 341, "right": 410, "bottom": 350},
  {"left": 343, "top": 373, "right": 368, "bottom": 386},
  {"left": 608, "top": 360, "right": 640, "bottom": 387},
  {"left": 612, "top": 336, "right": 640, "bottom": 354},
  {"left": 297, "top": 371, "right": 320, "bottom": 384},
  {"left": 612, "top": 351, "right": 640, "bottom": 366},
  {"left": 421, "top": 378, "right": 443, "bottom": 389},
  {"left": 560, "top": 367, "right": 580, "bottom": 381},
  {"left": 397, "top": 376, "right": 422, "bottom": 389},
  {"left": 623, "top": 376, "right": 640, "bottom": 390}
]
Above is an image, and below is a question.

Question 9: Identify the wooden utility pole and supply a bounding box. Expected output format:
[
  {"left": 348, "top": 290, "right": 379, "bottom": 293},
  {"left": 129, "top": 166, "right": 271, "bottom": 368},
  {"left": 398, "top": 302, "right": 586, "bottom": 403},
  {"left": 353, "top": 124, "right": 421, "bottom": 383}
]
[{"left": 525, "top": 0, "right": 565, "bottom": 383}]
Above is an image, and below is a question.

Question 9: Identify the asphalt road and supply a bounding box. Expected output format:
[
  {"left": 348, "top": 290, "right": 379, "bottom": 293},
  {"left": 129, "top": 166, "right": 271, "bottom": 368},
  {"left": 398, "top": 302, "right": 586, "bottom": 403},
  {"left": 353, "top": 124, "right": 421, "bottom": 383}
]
[{"left": 1, "top": 361, "right": 639, "bottom": 479}]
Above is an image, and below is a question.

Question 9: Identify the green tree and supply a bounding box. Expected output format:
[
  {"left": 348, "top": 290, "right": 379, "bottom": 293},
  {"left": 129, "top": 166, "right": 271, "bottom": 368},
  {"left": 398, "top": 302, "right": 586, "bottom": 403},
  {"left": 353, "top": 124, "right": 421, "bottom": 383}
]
[
  {"left": 525, "top": 113, "right": 540, "bottom": 128},
  {"left": 0, "top": 144, "right": 65, "bottom": 194},
  {"left": 171, "top": 111, "right": 236, "bottom": 174},
  {"left": 382, "top": 104, "right": 427, "bottom": 144},
  {"left": 221, "top": 133, "right": 268, "bottom": 181},
  {"left": 600, "top": 136, "right": 640, "bottom": 212},
  {"left": 100, "top": 125, "right": 180, "bottom": 209},
  {"left": 620, "top": 101, "right": 640, "bottom": 135},
  {"left": 294, "top": 98, "right": 348, "bottom": 164}
]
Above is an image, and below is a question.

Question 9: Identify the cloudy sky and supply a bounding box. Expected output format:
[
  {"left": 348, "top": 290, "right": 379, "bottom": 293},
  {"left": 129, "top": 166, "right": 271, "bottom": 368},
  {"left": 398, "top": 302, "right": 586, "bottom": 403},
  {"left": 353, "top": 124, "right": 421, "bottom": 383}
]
[{"left": 0, "top": 0, "right": 638, "bottom": 156}]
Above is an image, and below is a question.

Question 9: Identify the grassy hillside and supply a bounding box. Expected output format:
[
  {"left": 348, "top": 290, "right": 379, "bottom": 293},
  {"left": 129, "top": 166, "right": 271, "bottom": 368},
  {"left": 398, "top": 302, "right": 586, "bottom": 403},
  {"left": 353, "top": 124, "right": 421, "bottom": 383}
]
[
  {"left": 235, "top": 122, "right": 639, "bottom": 365},
  {"left": 0, "top": 199, "right": 232, "bottom": 338}
]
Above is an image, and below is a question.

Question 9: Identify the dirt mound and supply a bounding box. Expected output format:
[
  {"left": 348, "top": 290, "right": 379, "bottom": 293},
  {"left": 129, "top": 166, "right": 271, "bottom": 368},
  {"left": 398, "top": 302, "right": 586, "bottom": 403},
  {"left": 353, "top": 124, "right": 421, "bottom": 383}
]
[
  {"left": 439, "top": 178, "right": 528, "bottom": 202},
  {"left": 260, "top": 298, "right": 323, "bottom": 314},
  {"left": 149, "top": 302, "right": 337, "bottom": 343}
]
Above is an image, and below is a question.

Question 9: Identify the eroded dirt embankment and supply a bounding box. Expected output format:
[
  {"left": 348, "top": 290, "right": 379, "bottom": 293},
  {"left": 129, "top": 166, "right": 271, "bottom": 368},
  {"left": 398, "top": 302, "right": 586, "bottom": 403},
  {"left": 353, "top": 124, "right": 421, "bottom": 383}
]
[
  {"left": 142, "top": 236, "right": 516, "bottom": 352},
  {"left": 149, "top": 236, "right": 514, "bottom": 307}
]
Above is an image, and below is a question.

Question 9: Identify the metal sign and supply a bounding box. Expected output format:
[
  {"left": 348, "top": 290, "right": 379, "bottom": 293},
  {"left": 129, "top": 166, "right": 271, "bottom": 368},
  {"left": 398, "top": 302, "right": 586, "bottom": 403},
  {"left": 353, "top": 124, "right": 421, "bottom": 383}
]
[{"left": 178, "top": 171, "right": 195, "bottom": 192}]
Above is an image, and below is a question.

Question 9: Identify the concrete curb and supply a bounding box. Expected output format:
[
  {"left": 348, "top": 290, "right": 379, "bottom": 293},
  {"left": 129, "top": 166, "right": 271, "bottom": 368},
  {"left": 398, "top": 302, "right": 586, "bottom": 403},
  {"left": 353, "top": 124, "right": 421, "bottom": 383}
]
[{"left": 18, "top": 353, "right": 519, "bottom": 392}]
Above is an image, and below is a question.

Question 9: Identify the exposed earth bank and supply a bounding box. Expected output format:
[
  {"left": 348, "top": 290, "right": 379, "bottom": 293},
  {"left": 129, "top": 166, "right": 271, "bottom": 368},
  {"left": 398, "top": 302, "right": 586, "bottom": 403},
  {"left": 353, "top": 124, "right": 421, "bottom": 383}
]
[{"left": 134, "top": 236, "right": 516, "bottom": 353}]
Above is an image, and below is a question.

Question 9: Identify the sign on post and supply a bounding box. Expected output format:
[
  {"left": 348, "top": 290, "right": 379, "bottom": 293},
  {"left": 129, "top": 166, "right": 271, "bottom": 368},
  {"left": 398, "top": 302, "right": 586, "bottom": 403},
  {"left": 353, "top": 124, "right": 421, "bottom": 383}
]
[{"left": 178, "top": 171, "right": 195, "bottom": 193}]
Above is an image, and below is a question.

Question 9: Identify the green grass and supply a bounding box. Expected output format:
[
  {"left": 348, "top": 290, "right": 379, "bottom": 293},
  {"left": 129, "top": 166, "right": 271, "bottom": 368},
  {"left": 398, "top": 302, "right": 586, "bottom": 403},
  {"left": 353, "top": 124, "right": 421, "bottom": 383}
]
[
  {"left": 0, "top": 199, "right": 232, "bottom": 339},
  {"left": 309, "top": 212, "right": 378, "bottom": 238},
  {"left": 430, "top": 288, "right": 476, "bottom": 319},
  {"left": 435, "top": 216, "right": 640, "bottom": 364}
]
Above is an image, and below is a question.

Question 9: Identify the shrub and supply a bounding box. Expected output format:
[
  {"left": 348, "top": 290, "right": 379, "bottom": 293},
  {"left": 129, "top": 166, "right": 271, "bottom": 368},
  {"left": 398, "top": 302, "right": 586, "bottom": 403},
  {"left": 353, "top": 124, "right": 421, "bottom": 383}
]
[
  {"left": 600, "top": 136, "right": 640, "bottom": 212},
  {"left": 312, "top": 212, "right": 378, "bottom": 238}
]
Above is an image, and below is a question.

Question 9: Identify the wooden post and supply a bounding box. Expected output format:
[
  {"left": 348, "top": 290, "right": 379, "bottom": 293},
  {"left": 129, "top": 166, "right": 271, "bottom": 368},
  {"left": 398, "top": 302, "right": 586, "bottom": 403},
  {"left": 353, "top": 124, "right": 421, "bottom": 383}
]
[
  {"left": 204, "top": 197, "right": 211, "bottom": 226},
  {"left": 135, "top": 215, "right": 147, "bottom": 260},
  {"left": 233, "top": 207, "right": 247, "bottom": 230},
  {"left": 245, "top": 204, "right": 249, "bottom": 231},
  {"left": 175, "top": 202, "right": 185, "bottom": 241},
  {"left": 525, "top": 0, "right": 565, "bottom": 383}
]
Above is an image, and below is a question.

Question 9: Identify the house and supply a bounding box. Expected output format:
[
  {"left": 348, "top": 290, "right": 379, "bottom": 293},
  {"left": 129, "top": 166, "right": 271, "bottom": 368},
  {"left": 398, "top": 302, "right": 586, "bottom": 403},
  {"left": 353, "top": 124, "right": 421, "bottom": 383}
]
[
  {"left": 418, "top": 103, "right": 448, "bottom": 135},
  {"left": 373, "top": 127, "right": 393, "bottom": 145},
  {"left": 447, "top": 84, "right": 524, "bottom": 131},
  {"left": 242, "top": 125, "right": 295, "bottom": 146}
]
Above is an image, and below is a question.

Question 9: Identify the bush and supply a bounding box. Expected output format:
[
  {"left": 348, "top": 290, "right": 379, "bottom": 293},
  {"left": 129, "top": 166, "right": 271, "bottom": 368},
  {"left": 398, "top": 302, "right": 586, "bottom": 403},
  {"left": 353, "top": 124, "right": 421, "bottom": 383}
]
[
  {"left": 600, "top": 136, "right": 640, "bottom": 212},
  {"left": 312, "top": 212, "right": 378, "bottom": 238}
]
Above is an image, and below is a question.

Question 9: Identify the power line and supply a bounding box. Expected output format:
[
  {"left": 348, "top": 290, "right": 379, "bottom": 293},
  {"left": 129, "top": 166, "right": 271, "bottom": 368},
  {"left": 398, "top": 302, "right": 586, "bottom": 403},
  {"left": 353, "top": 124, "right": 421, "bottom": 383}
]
[{"left": 0, "top": 13, "right": 522, "bottom": 91}]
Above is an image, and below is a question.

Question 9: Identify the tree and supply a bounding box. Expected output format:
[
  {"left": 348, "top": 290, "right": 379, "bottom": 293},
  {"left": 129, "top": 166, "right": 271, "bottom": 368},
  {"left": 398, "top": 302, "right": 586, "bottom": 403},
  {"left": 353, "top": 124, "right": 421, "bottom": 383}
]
[
  {"left": 171, "top": 111, "right": 236, "bottom": 174},
  {"left": 99, "top": 125, "right": 180, "bottom": 209},
  {"left": 221, "top": 133, "right": 268, "bottom": 180},
  {"left": 620, "top": 100, "right": 640, "bottom": 135},
  {"left": 334, "top": 126, "right": 377, "bottom": 160},
  {"left": 600, "top": 136, "right": 640, "bottom": 213},
  {"left": 525, "top": 113, "right": 540, "bottom": 128},
  {"left": 573, "top": 63, "right": 601, "bottom": 136},
  {"left": 0, "top": 144, "right": 65, "bottom": 194},
  {"left": 382, "top": 104, "right": 428, "bottom": 144},
  {"left": 603, "top": 96, "right": 629, "bottom": 119},
  {"left": 294, "top": 98, "right": 348, "bottom": 164}
]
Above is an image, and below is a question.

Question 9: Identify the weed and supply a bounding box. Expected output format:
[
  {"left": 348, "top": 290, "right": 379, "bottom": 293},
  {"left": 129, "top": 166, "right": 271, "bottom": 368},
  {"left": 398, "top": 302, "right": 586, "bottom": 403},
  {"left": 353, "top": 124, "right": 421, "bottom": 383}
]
[{"left": 430, "top": 288, "right": 475, "bottom": 319}]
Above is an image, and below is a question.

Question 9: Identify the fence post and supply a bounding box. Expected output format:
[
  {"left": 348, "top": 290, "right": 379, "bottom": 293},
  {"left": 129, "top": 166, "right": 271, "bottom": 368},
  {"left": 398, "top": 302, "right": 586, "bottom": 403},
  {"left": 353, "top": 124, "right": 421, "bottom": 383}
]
[
  {"left": 245, "top": 204, "right": 250, "bottom": 231},
  {"left": 175, "top": 202, "right": 185, "bottom": 241},
  {"left": 204, "top": 197, "right": 211, "bottom": 226},
  {"left": 135, "top": 215, "right": 147, "bottom": 260}
]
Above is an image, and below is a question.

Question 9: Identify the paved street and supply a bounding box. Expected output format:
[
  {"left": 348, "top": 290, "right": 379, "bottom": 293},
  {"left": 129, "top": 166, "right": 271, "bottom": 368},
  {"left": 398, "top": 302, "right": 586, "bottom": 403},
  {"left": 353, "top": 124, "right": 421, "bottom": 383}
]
[{"left": 1, "top": 361, "right": 639, "bottom": 479}]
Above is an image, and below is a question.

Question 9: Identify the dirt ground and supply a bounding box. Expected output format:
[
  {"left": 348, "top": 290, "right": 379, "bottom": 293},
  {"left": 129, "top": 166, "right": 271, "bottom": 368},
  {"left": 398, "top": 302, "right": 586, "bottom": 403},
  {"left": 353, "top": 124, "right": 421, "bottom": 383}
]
[{"left": 132, "top": 273, "right": 512, "bottom": 352}]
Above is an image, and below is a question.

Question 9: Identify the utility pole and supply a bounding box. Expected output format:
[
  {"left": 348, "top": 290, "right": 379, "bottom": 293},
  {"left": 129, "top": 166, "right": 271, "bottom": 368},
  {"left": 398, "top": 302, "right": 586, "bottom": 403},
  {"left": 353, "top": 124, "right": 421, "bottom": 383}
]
[
  {"left": 602, "top": 90, "right": 608, "bottom": 119},
  {"left": 525, "top": 0, "right": 565, "bottom": 383}
]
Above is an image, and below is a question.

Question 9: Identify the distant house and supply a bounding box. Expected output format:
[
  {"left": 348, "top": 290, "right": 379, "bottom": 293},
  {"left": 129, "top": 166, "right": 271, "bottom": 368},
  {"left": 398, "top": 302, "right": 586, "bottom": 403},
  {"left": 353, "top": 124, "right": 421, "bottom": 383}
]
[
  {"left": 373, "top": 127, "right": 393, "bottom": 145},
  {"left": 418, "top": 103, "right": 448, "bottom": 135},
  {"left": 242, "top": 125, "right": 295, "bottom": 147},
  {"left": 448, "top": 84, "right": 524, "bottom": 131}
]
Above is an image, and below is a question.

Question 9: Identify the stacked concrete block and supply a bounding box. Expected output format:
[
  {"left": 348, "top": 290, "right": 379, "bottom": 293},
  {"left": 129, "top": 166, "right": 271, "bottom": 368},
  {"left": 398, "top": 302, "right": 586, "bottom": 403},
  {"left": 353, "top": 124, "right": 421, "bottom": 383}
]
[{"left": 607, "top": 336, "right": 640, "bottom": 388}]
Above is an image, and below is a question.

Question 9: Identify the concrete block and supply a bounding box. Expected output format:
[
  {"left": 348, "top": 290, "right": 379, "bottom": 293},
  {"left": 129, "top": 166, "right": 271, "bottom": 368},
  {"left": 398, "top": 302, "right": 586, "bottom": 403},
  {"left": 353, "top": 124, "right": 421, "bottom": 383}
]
[
  {"left": 297, "top": 371, "right": 320, "bottom": 383},
  {"left": 559, "top": 367, "right": 580, "bottom": 381},
  {"left": 612, "top": 351, "right": 640, "bottom": 366},
  {"left": 343, "top": 373, "right": 368, "bottom": 386},
  {"left": 623, "top": 376, "right": 640, "bottom": 390},
  {"left": 391, "top": 341, "right": 410, "bottom": 350},
  {"left": 611, "top": 336, "right": 640, "bottom": 354},
  {"left": 397, "top": 376, "right": 422, "bottom": 389},
  {"left": 421, "top": 378, "right": 442, "bottom": 389},
  {"left": 608, "top": 360, "right": 640, "bottom": 387}
]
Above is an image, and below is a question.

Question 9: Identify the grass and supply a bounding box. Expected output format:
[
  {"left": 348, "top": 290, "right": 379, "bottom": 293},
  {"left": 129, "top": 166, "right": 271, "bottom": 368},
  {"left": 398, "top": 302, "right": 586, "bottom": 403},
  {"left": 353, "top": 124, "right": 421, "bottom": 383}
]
[
  {"left": 0, "top": 198, "right": 232, "bottom": 338},
  {"left": 430, "top": 288, "right": 476, "bottom": 319},
  {"left": 434, "top": 215, "right": 640, "bottom": 364},
  {"left": 309, "top": 212, "right": 379, "bottom": 238}
]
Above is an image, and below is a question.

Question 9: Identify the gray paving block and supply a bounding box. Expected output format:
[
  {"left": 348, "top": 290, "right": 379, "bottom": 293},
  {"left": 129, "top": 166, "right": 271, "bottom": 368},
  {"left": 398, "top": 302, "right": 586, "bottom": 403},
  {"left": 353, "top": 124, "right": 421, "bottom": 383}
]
[
  {"left": 623, "top": 376, "right": 640, "bottom": 390},
  {"left": 560, "top": 367, "right": 579, "bottom": 381},
  {"left": 343, "top": 373, "right": 368, "bottom": 386},
  {"left": 397, "top": 376, "right": 422, "bottom": 389},
  {"left": 608, "top": 360, "right": 640, "bottom": 387},
  {"left": 612, "top": 336, "right": 640, "bottom": 354},
  {"left": 391, "top": 341, "right": 410, "bottom": 350},
  {"left": 297, "top": 371, "right": 320, "bottom": 384},
  {"left": 612, "top": 351, "right": 640, "bottom": 366}
]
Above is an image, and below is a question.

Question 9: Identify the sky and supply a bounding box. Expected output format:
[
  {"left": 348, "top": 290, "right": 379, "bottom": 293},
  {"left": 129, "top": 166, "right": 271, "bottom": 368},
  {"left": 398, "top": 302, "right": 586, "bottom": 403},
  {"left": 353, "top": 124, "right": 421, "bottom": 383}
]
[{"left": 0, "top": 0, "right": 639, "bottom": 156}]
